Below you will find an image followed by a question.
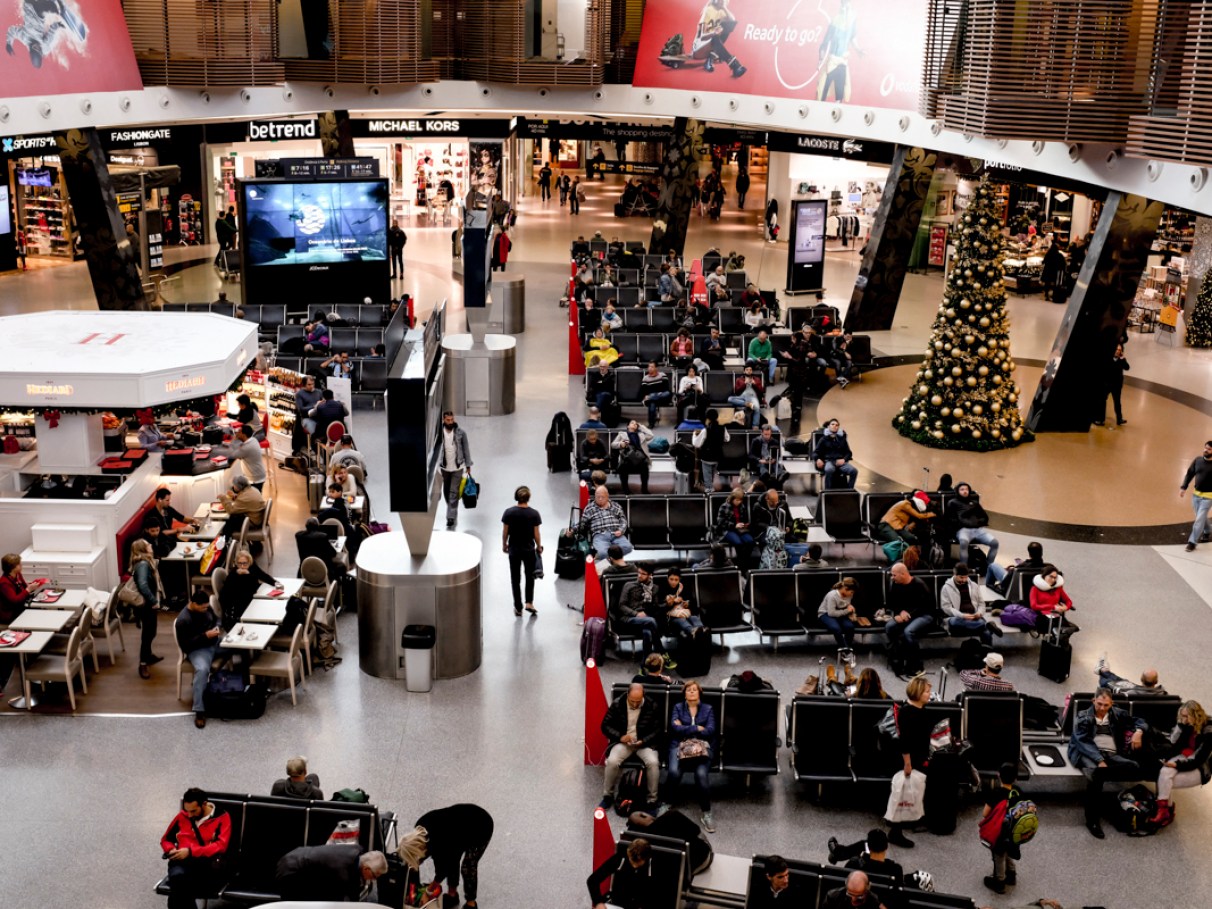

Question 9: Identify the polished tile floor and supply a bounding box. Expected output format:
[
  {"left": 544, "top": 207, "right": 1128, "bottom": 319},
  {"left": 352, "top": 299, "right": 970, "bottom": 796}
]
[{"left": 1, "top": 170, "right": 1212, "bottom": 908}]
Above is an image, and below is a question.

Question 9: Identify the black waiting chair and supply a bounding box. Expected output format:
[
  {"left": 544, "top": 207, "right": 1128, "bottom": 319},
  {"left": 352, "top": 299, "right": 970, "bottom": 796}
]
[{"left": 818, "top": 490, "right": 873, "bottom": 556}]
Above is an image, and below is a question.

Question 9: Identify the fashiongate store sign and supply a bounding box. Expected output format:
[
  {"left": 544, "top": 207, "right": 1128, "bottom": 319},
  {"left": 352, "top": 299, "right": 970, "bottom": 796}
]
[{"left": 634, "top": 0, "right": 927, "bottom": 111}]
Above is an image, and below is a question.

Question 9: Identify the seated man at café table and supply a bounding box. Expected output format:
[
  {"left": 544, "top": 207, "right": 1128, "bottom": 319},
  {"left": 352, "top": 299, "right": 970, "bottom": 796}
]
[
  {"left": 328, "top": 434, "right": 367, "bottom": 476},
  {"left": 295, "top": 516, "right": 348, "bottom": 579},
  {"left": 141, "top": 515, "right": 176, "bottom": 560},
  {"left": 317, "top": 483, "right": 353, "bottom": 534},
  {"left": 213, "top": 424, "right": 266, "bottom": 492},
  {"left": 159, "top": 786, "right": 232, "bottom": 908},
  {"left": 293, "top": 374, "right": 323, "bottom": 454},
  {"left": 309, "top": 388, "right": 349, "bottom": 443},
  {"left": 218, "top": 475, "right": 265, "bottom": 539},
  {"left": 272, "top": 755, "right": 324, "bottom": 800},
  {"left": 175, "top": 589, "right": 233, "bottom": 728},
  {"left": 150, "top": 488, "right": 199, "bottom": 541}
]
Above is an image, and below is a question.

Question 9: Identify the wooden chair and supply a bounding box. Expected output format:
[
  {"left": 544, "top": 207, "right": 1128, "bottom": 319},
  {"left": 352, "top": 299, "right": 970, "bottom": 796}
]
[
  {"left": 251, "top": 625, "right": 305, "bottom": 705},
  {"left": 270, "top": 599, "right": 317, "bottom": 675},
  {"left": 176, "top": 644, "right": 197, "bottom": 701},
  {"left": 240, "top": 498, "right": 276, "bottom": 562},
  {"left": 46, "top": 610, "right": 99, "bottom": 674},
  {"left": 299, "top": 557, "right": 330, "bottom": 600},
  {"left": 321, "top": 517, "right": 345, "bottom": 537},
  {"left": 99, "top": 585, "right": 126, "bottom": 664},
  {"left": 24, "top": 625, "right": 88, "bottom": 711}
]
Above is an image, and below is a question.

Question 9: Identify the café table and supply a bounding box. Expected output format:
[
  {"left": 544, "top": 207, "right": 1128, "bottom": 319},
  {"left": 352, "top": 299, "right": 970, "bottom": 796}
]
[
  {"left": 240, "top": 600, "right": 288, "bottom": 624},
  {"left": 9, "top": 609, "right": 78, "bottom": 633},
  {"left": 254, "top": 578, "right": 304, "bottom": 600},
  {"left": 181, "top": 521, "right": 225, "bottom": 542},
  {"left": 3, "top": 630, "right": 54, "bottom": 709},
  {"left": 220, "top": 622, "right": 277, "bottom": 651},
  {"left": 28, "top": 589, "right": 88, "bottom": 610}
]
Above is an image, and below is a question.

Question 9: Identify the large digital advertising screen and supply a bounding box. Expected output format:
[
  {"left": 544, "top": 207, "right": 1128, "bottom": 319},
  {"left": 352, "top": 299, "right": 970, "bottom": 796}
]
[
  {"left": 0, "top": 0, "right": 141, "bottom": 98},
  {"left": 634, "top": 0, "right": 926, "bottom": 111},
  {"left": 794, "top": 201, "right": 827, "bottom": 265},
  {"left": 240, "top": 179, "right": 390, "bottom": 305}
]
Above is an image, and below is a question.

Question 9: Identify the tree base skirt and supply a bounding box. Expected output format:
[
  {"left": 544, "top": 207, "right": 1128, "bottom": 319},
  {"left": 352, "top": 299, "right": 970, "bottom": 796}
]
[{"left": 892, "top": 420, "right": 1036, "bottom": 452}]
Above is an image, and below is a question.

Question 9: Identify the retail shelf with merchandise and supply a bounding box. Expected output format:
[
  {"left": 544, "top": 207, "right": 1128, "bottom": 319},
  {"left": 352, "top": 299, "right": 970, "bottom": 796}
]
[{"left": 266, "top": 365, "right": 306, "bottom": 461}]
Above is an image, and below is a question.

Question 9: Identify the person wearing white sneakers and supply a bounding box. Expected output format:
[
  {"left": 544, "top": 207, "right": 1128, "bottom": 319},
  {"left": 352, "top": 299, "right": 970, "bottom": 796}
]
[{"left": 663, "top": 680, "right": 717, "bottom": 832}]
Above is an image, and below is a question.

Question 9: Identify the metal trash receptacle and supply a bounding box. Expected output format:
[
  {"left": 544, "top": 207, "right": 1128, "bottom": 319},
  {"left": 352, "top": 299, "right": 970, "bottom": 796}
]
[
  {"left": 401, "top": 624, "right": 436, "bottom": 692},
  {"left": 489, "top": 275, "right": 525, "bottom": 334}
]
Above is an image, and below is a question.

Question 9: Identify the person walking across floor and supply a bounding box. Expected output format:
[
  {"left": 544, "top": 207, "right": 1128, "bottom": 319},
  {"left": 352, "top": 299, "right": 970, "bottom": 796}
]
[
  {"left": 502, "top": 485, "right": 542, "bottom": 617},
  {"left": 570, "top": 177, "right": 582, "bottom": 214},
  {"left": 1093, "top": 344, "right": 1129, "bottom": 428},
  {"left": 438, "top": 411, "right": 472, "bottom": 530},
  {"left": 388, "top": 220, "right": 407, "bottom": 280},
  {"left": 735, "top": 170, "right": 750, "bottom": 209},
  {"left": 397, "top": 803, "right": 494, "bottom": 909},
  {"left": 1180, "top": 439, "right": 1212, "bottom": 552},
  {"left": 538, "top": 161, "right": 552, "bottom": 201},
  {"left": 131, "top": 539, "right": 166, "bottom": 681}
]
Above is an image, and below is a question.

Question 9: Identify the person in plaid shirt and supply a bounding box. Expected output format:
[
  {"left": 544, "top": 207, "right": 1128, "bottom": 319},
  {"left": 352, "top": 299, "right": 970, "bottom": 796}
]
[
  {"left": 960, "top": 652, "right": 1015, "bottom": 693},
  {"left": 580, "top": 486, "right": 632, "bottom": 558}
]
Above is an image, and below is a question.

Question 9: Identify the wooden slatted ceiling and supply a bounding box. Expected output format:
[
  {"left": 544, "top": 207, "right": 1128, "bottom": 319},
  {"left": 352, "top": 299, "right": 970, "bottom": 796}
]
[
  {"left": 1127, "top": 1, "right": 1212, "bottom": 166},
  {"left": 921, "top": 0, "right": 1153, "bottom": 142},
  {"left": 123, "top": 0, "right": 284, "bottom": 86}
]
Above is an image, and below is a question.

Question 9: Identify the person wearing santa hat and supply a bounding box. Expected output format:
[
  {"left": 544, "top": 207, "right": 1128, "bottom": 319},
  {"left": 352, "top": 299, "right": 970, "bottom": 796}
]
[{"left": 876, "top": 490, "right": 936, "bottom": 549}]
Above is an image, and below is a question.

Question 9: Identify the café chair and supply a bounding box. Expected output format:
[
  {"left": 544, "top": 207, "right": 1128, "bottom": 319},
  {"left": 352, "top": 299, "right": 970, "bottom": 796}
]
[
  {"left": 211, "top": 567, "right": 229, "bottom": 599},
  {"left": 319, "top": 580, "right": 339, "bottom": 641},
  {"left": 251, "top": 625, "right": 304, "bottom": 705},
  {"left": 24, "top": 625, "right": 88, "bottom": 711},
  {"left": 99, "top": 585, "right": 126, "bottom": 664},
  {"left": 240, "top": 498, "right": 276, "bottom": 562},
  {"left": 176, "top": 644, "right": 197, "bottom": 701},
  {"left": 46, "top": 611, "right": 100, "bottom": 674},
  {"left": 344, "top": 464, "right": 365, "bottom": 489},
  {"left": 321, "top": 517, "right": 345, "bottom": 537},
  {"left": 299, "top": 557, "right": 329, "bottom": 600},
  {"left": 269, "top": 598, "right": 317, "bottom": 675}
]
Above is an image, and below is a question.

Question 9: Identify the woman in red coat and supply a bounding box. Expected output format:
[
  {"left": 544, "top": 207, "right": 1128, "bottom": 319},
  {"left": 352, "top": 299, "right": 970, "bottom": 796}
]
[{"left": 1029, "top": 563, "right": 1077, "bottom": 633}]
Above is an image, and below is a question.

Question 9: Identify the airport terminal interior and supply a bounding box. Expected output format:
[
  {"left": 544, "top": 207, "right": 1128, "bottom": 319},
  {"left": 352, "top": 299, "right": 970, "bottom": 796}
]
[{"left": 3, "top": 2, "right": 1212, "bottom": 909}]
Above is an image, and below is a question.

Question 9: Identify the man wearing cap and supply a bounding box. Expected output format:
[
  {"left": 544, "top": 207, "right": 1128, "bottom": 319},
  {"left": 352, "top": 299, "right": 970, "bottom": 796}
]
[
  {"left": 940, "top": 562, "right": 1002, "bottom": 645},
  {"left": 875, "top": 491, "right": 936, "bottom": 548},
  {"left": 960, "top": 653, "right": 1015, "bottom": 693}
]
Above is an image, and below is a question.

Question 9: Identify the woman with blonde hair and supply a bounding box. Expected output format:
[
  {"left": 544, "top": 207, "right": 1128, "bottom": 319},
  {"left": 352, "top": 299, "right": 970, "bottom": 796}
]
[
  {"left": 398, "top": 803, "right": 494, "bottom": 908},
  {"left": 1152, "top": 700, "right": 1212, "bottom": 827},
  {"left": 887, "top": 674, "right": 933, "bottom": 848},
  {"left": 131, "top": 538, "right": 165, "bottom": 679}
]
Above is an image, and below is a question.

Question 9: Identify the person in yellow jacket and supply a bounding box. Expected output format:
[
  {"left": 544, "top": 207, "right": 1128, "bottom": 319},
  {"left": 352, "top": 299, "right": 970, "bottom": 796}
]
[{"left": 876, "top": 490, "right": 936, "bottom": 547}]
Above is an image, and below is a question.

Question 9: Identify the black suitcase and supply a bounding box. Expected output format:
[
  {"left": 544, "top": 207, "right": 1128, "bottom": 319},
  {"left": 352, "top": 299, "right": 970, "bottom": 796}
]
[
  {"left": 923, "top": 750, "right": 968, "bottom": 834},
  {"left": 676, "top": 628, "right": 712, "bottom": 678},
  {"left": 308, "top": 469, "right": 326, "bottom": 513},
  {"left": 555, "top": 538, "right": 586, "bottom": 580},
  {"left": 202, "top": 426, "right": 227, "bottom": 445},
  {"left": 615, "top": 767, "right": 648, "bottom": 816},
  {"left": 1106, "top": 784, "right": 1159, "bottom": 836},
  {"left": 202, "top": 670, "right": 267, "bottom": 719},
  {"left": 1038, "top": 612, "right": 1072, "bottom": 682}
]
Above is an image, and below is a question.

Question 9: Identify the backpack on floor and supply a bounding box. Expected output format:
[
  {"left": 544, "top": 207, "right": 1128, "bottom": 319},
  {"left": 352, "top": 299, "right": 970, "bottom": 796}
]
[
  {"left": 616, "top": 768, "right": 647, "bottom": 817},
  {"left": 888, "top": 637, "right": 923, "bottom": 677},
  {"left": 1108, "top": 784, "right": 1158, "bottom": 836},
  {"left": 202, "top": 670, "right": 267, "bottom": 720},
  {"left": 881, "top": 538, "right": 908, "bottom": 563},
  {"left": 580, "top": 617, "right": 607, "bottom": 665}
]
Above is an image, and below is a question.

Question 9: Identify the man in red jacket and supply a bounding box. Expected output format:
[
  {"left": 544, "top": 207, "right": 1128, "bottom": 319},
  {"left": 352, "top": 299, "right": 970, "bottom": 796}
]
[{"left": 159, "top": 787, "right": 232, "bottom": 908}]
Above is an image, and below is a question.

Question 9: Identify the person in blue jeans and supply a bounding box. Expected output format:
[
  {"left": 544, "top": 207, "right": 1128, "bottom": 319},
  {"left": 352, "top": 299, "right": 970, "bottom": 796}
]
[
  {"left": 817, "top": 577, "right": 859, "bottom": 649},
  {"left": 174, "top": 589, "right": 233, "bottom": 729},
  {"left": 946, "top": 482, "right": 1007, "bottom": 587},
  {"left": 640, "top": 362, "right": 673, "bottom": 428},
  {"left": 884, "top": 562, "right": 935, "bottom": 657},
  {"left": 713, "top": 487, "right": 755, "bottom": 567},
  {"left": 664, "top": 681, "right": 717, "bottom": 832},
  {"left": 660, "top": 567, "right": 705, "bottom": 638},
  {"left": 615, "top": 564, "right": 661, "bottom": 660},
  {"left": 727, "top": 366, "right": 765, "bottom": 428},
  {"left": 1180, "top": 441, "right": 1212, "bottom": 552}
]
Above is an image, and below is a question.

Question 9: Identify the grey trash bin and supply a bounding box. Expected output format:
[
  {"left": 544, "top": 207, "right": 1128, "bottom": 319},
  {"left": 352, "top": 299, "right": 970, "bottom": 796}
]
[{"left": 401, "top": 624, "right": 436, "bottom": 692}]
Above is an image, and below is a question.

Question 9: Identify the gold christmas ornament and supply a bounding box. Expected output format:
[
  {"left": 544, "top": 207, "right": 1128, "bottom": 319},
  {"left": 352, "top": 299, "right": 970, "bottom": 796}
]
[
  {"left": 978, "top": 365, "right": 989, "bottom": 376},
  {"left": 933, "top": 430, "right": 945, "bottom": 439},
  {"left": 972, "top": 405, "right": 984, "bottom": 415},
  {"left": 1012, "top": 428, "right": 1023, "bottom": 441},
  {"left": 930, "top": 395, "right": 943, "bottom": 406},
  {"left": 967, "top": 376, "right": 977, "bottom": 386},
  {"left": 979, "top": 317, "right": 990, "bottom": 328},
  {"left": 943, "top": 377, "right": 954, "bottom": 386},
  {"left": 991, "top": 402, "right": 1001, "bottom": 412},
  {"left": 911, "top": 420, "right": 921, "bottom": 430},
  {"left": 951, "top": 366, "right": 962, "bottom": 377},
  {"left": 951, "top": 424, "right": 962, "bottom": 434},
  {"left": 991, "top": 429, "right": 1001, "bottom": 439},
  {"left": 971, "top": 429, "right": 982, "bottom": 439},
  {"left": 977, "top": 346, "right": 989, "bottom": 357},
  {"left": 940, "top": 407, "right": 951, "bottom": 417},
  {"left": 953, "top": 408, "right": 964, "bottom": 419}
]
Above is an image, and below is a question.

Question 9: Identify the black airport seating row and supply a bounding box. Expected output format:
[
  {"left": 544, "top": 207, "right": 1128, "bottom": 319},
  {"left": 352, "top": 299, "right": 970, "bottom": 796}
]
[
  {"left": 747, "top": 856, "right": 977, "bottom": 909},
  {"left": 588, "top": 492, "right": 804, "bottom": 553},
  {"left": 579, "top": 299, "right": 757, "bottom": 334},
  {"left": 609, "top": 682, "right": 781, "bottom": 779},
  {"left": 576, "top": 283, "right": 774, "bottom": 313},
  {"left": 572, "top": 239, "right": 647, "bottom": 258},
  {"left": 602, "top": 569, "right": 753, "bottom": 647},
  {"left": 583, "top": 332, "right": 874, "bottom": 376},
  {"left": 163, "top": 302, "right": 391, "bottom": 342},
  {"left": 273, "top": 355, "right": 388, "bottom": 398},
  {"left": 786, "top": 692, "right": 1022, "bottom": 785},
  {"left": 784, "top": 304, "right": 843, "bottom": 331},
  {"left": 277, "top": 324, "right": 387, "bottom": 358},
  {"left": 162, "top": 300, "right": 241, "bottom": 318},
  {"left": 584, "top": 368, "right": 773, "bottom": 409},
  {"left": 153, "top": 792, "right": 389, "bottom": 905}
]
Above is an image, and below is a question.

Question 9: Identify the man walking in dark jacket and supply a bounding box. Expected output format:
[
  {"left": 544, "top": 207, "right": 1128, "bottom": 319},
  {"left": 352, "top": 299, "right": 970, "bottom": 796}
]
[
  {"left": 388, "top": 221, "right": 407, "bottom": 279},
  {"left": 538, "top": 162, "right": 552, "bottom": 200},
  {"left": 1180, "top": 440, "right": 1212, "bottom": 551},
  {"left": 600, "top": 683, "right": 663, "bottom": 810}
]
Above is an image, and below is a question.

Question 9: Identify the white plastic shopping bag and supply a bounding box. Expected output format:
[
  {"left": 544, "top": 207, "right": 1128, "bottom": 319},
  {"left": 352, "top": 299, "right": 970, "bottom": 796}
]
[{"left": 884, "top": 768, "right": 927, "bottom": 824}]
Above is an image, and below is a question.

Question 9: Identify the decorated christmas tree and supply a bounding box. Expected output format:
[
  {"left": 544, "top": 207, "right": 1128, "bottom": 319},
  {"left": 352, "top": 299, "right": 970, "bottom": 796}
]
[
  {"left": 892, "top": 180, "right": 1034, "bottom": 451},
  {"left": 1186, "top": 268, "right": 1212, "bottom": 348}
]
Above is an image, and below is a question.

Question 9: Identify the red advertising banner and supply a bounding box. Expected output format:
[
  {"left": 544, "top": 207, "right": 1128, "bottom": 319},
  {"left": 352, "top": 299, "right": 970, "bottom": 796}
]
[
  {"left": 635, "top": 0, "right": 926, "bottom": 111},
  {"left": 0, "top": 0, "right": 142, "bottom": 98}
]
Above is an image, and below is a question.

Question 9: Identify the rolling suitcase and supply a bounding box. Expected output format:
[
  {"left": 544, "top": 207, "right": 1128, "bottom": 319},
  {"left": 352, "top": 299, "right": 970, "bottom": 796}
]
[
  {"left": 580, "top": 617, "right": 607, "bottom": 664},
  {"left": 1037, "top": 612, "right": 1071, "bottom": 682},
  {"left": 308, "top": 468, "right": 326, "bottom": 513},
  {"left": 924, "top": 746, "right": 974, "bottom": 835},
  {"left": 676, "top": 628, "right": 712, "bottom": 678},
  {"left": 556, "top": 507, "right": 587, "bottom": 580}
]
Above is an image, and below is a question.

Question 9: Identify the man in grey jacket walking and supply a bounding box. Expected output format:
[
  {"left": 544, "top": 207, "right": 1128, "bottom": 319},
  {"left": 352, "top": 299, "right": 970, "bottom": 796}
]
[{"left": 438, "top": 411, "right": 473, "bottom": 529}]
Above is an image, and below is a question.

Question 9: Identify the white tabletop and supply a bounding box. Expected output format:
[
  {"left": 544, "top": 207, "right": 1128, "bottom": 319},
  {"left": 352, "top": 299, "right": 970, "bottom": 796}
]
[
  {"left": 9, "top": 609, "right": 77, "bottom": 632},
  {"left": 240, "top": 600, "right": 288, "bottom": 624},
  {"left": 221, "top": 622, "right": 276, "bottom": 650},
  {"left": 181, "top": 521, "right": 224, "bottom": 542},
  {"left": 162, "top": 542, "right": 206, "bottom": 562},
  {"left": 254, "top": 578, "right": 303, "bottom": 599},
  {"left": 0, "top": 629, "right": 53, "bottom": 655},
  {"left": 333, "top": 536, "right": 347, "bottom": 554},
  {"left": 29, "top": 589, "right": 88, "bottom": 609}
]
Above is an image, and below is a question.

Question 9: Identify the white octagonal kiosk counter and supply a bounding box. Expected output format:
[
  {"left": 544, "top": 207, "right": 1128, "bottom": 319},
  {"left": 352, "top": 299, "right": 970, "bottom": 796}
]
[{"left": 0, "top": 311, "right": 259, "bottom": 590}]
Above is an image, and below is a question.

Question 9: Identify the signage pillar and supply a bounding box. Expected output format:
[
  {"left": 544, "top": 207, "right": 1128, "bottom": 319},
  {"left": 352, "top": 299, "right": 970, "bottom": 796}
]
[
  {"left": 319, "top": 110, "right": 356, "bottom": 158},
  {"left": 54, "top": 128, "right": 146, "bottom": 311},
  {"left": 843, "top": 146, "right": 938, "bottom": 332},
  {"left": 1026, "top": 192, "right": 1163, "bottom": 432},
  {"left": 648, "top": 117, "right": 704, "bottom": 258}
]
